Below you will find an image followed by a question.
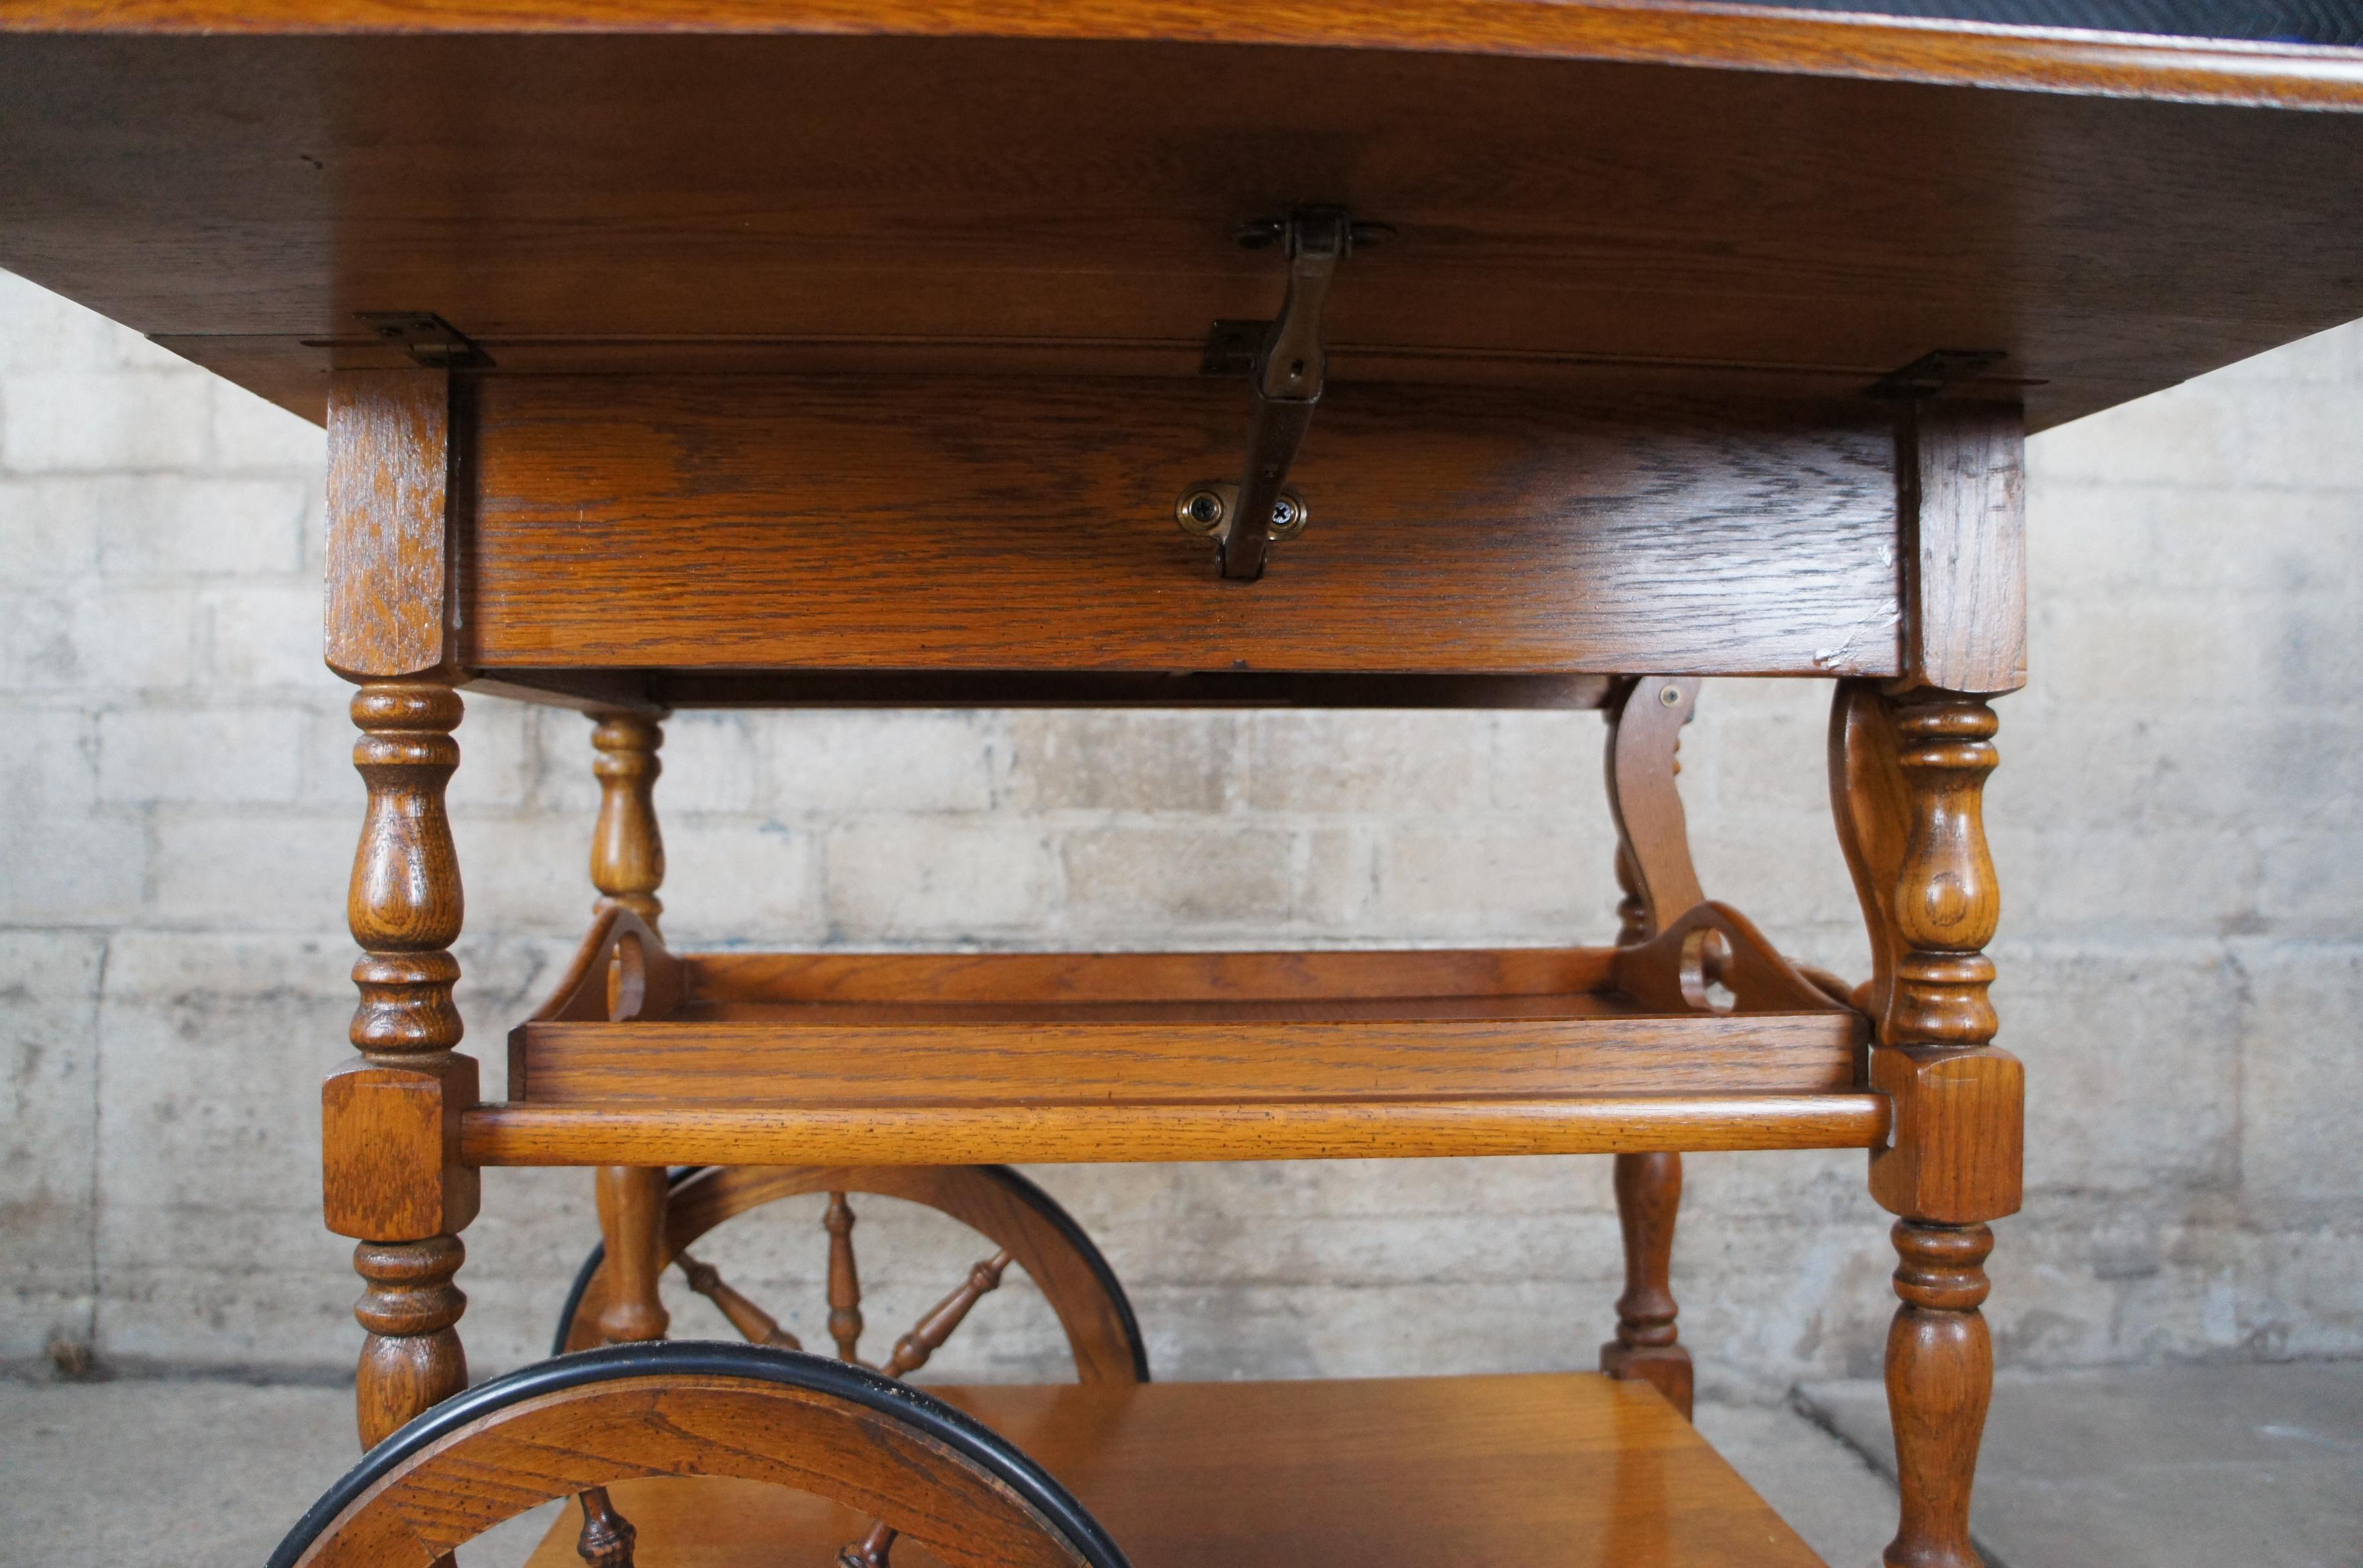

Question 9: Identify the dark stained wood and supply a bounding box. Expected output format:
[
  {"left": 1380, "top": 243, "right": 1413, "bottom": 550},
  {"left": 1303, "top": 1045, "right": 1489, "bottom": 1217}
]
[
  {"left": 517, "top": 1372, "right": 1827, "bottom": 1568},
  {"left": 1600, "top": 1151, "right": 1693, "bottom": 1420},
  {"left": 464, "top": 375, "right": 1901, "bottom": 677},
  {"left": 325, "top": 372, "right": 456, "bottom": 683},
  {"left": 8, "top": 28, "right": 2359, "bottom": 434},
  {"left": 572, "top": 1489, "right": 637, "bottom": 1568},
  {"left": 1897, "top": 403, "right": 2027, "bottom": 697}
]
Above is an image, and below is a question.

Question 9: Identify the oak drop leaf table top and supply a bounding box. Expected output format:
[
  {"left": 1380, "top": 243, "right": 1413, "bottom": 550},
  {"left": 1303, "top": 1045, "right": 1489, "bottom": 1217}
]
[
  {"left": 2, "top": 1, "right": 2361, "bottom": 431},
  {"left": 10, "top": 7, "right": 2358, "bottom": 1568}
]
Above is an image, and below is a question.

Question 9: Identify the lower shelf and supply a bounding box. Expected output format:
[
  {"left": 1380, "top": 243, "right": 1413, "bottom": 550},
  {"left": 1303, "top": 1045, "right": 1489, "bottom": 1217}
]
[{"left": 521, "top": 1371, "right": 1826, "bottom": 1568}]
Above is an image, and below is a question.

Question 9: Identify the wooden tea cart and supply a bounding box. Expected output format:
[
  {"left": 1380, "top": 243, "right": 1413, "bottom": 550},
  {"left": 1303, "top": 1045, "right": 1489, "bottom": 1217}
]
[{"left": 5, "top": 3, "right": 2360, "bottom": 1565}]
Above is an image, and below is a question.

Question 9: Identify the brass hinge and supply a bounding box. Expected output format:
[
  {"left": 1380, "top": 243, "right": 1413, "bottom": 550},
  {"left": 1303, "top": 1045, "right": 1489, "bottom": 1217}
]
[
  {"left": 1866, "top": 349, "right": 2004, "bottom": 402},
  {"left": 353, "top": 311, "right": 495, "bottom": 370},
  {"left": 1175, "top": 209, "right": 1387, "bottom": 582}
]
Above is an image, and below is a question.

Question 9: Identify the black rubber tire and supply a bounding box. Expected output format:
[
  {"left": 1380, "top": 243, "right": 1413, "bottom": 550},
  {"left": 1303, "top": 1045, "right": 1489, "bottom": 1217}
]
[{"left": 268, "top": 1340, "right": 1132, "bottom": 1568}]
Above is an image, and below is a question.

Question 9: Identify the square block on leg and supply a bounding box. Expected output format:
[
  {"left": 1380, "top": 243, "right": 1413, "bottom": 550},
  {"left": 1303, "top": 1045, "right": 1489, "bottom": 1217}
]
[
  {"left": 323, "top": 1052, "right": 482, "bottom": 1240},
  {"left": 1868, "top": 1044, "right": 2023, "bottom": 1224}
]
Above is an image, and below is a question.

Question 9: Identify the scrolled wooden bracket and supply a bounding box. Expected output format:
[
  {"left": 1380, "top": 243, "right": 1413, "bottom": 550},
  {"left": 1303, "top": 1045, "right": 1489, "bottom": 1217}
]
[
  {"left": 1614, "top": 901, "right": 1853, "bottom": 1017},
  {"left": 1605, "top": 675, "right": 1707, "bottom": 941},
  {"left": 505, "top": 906, "right": 685, "bottom": 1101}
]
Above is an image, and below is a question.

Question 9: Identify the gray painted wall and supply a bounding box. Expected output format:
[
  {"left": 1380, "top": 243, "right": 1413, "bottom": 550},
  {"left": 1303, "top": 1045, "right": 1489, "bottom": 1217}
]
[{"left": 3, "top": 270, "right": 2357, "bottom": 1396}]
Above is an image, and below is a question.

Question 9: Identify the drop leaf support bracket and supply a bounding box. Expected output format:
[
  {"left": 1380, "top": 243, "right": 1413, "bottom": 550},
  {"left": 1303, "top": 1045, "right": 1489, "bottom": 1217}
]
[{"left": 1177, "top": 207, "right": 1381, "bottom": 581}]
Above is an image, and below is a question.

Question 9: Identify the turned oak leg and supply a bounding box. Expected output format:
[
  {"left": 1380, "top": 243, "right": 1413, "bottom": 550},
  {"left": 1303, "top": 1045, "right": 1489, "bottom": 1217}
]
[
  {"left": 1600, "top": 1151, "right": 1692, "bottom": 1417},
  {"left": 587, "top": 712, "right": 674, "bottom": 1346},
  {"left": 1833, "top": 683, "right": 2023, "bottom": 1568},
  {"left": 590, "top": 712, "right": 666, "bottom": 931},
  {"left": 595, "top": 1165, "right": 673, "bottom": 1346},
  {"left": 1599, "top": 683, "right": 1700, "bottom": 1418},
  {"left": 334, "top": 682, "right": 476, "bottom": 1449},
  {"left": 583, "top": 712, "right": 672, "bottom": 1565}
]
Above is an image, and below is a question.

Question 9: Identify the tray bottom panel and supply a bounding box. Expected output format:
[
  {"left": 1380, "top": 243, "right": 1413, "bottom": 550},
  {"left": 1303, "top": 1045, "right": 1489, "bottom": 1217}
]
[{"left": 522, "top": 1371, "right": 1827, "bottom": 1568}]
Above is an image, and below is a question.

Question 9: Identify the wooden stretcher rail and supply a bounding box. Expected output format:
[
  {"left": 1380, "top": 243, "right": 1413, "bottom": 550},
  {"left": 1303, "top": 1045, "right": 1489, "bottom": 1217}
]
[
  {"left": 459, "top": 1091, "right": 1893, "bottom": 1167},
  {"left": 474, "top": 669, "right": 1621, "bottom": 712}
]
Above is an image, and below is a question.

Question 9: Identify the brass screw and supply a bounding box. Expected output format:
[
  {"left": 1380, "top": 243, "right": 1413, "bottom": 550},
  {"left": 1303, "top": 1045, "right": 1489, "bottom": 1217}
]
[
  {"left": 1268, "top": 493, "right": 1309, "bottom": 541},
  {"left": 1177, "top": 488, "right": 1227, "bottom": 538},
  {"left": 1659, "top": 683, "right": 1684, "bottom": 707}
]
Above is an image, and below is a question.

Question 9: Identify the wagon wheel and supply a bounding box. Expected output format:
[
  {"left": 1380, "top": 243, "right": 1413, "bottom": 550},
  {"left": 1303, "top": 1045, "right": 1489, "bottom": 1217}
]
[
  {"left": 551, "top": 1165, "right": 1146, "bottom": 1567},
  {"left": 554, "top": 1165, "right": 1149, "bottom": 1387},
  {"left": 269, "top": 1341, "right": 1131, "bottom": 1568}
]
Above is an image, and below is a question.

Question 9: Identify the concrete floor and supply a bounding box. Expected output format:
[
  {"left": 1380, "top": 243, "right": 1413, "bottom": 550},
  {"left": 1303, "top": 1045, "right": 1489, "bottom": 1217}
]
[
  {"left": 1, "top": 1362, "right": 2355, "bottom": 1567},
  {"left": 1802, "top": 1361, "right": 2363, "bottom": 1568}
]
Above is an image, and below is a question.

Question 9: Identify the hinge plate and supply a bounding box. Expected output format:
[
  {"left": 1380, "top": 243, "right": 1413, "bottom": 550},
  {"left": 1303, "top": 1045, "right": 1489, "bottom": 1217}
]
[
  {"left": 353, "top": 312, "right": 494, "bottom": 369},
  {"left": 1866, "top": 349, "right": 2005, "bottom": 401}
]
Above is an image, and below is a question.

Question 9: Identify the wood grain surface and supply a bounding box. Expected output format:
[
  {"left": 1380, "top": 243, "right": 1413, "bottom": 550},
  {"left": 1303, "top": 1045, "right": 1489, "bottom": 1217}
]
[
  {"left": 325, "top": 371, "right": 454, "bottom": 683},
  {"left": 1606, "top": 676, "right": 1708, "bottom": 930},
  {"left": 480, "top": 669, "right": 1619, "bottom": 712},
  {"left": 4, "top": 29, "right": 2358, "bottom": 431},
  {"left": 460, "top": 1093, "right": 1891, "bottom": 1166},
  {"left": 294, "top": 1371, "right": 1091, "bottom": 1568},
  {"left": 5, "top": 0, "right": 2358, "bottom": 106},
  {"left": 465, "top": 375, "right": 1901, "bottom": 676},
  {"left": 1897, "top": 402, "right": 2027, "bottom": 696},
  {"left": 562, "top": 1165, "right": 1147, "bottom": 1384},
  {"left": 682, "top": 946, "right": 1621, "bottom": 1006},
  {"left": 509, "top": 1010, "right": 1865, "bottom": 1106},
  {"left": 518, "top": 1371, "right": 1826, "bottom": 1568},
  {"left": 1601, "top": 1151, "right": 1694, "bottom": 1418}
]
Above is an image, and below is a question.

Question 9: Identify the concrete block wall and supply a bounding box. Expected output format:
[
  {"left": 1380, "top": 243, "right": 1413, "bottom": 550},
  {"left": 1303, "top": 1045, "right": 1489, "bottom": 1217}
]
[{"left": 3, "top": 266, "right": 2358, "bottom": 1394}]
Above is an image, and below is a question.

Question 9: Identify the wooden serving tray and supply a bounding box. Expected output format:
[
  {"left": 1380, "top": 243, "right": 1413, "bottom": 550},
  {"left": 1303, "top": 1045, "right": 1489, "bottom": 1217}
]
[
  {"left": 456, "top": 907, "right": 1885, "bottom": 1169},
  {"left": 521, "top": 1371, "right": 1827, "bottom": 1568}
]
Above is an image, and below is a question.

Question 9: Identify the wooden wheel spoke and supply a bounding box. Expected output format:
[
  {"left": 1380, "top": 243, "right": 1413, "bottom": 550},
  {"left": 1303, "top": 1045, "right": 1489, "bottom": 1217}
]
[
  {"left": 881, "top": 1249, "right": 1015, "bottom": 1380},
  {"left": 836, "top": 1520, "right": 897, "bottom": 1568},
  {"left": 675, "top": 1250, "right": 802, "bottom": 1350},
  {"left": 576, "top": 1485, "right": 638, "bottom": 1567},
  {"left": 824, "top": 1192, "right": 864, "bottom": 1363}
]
